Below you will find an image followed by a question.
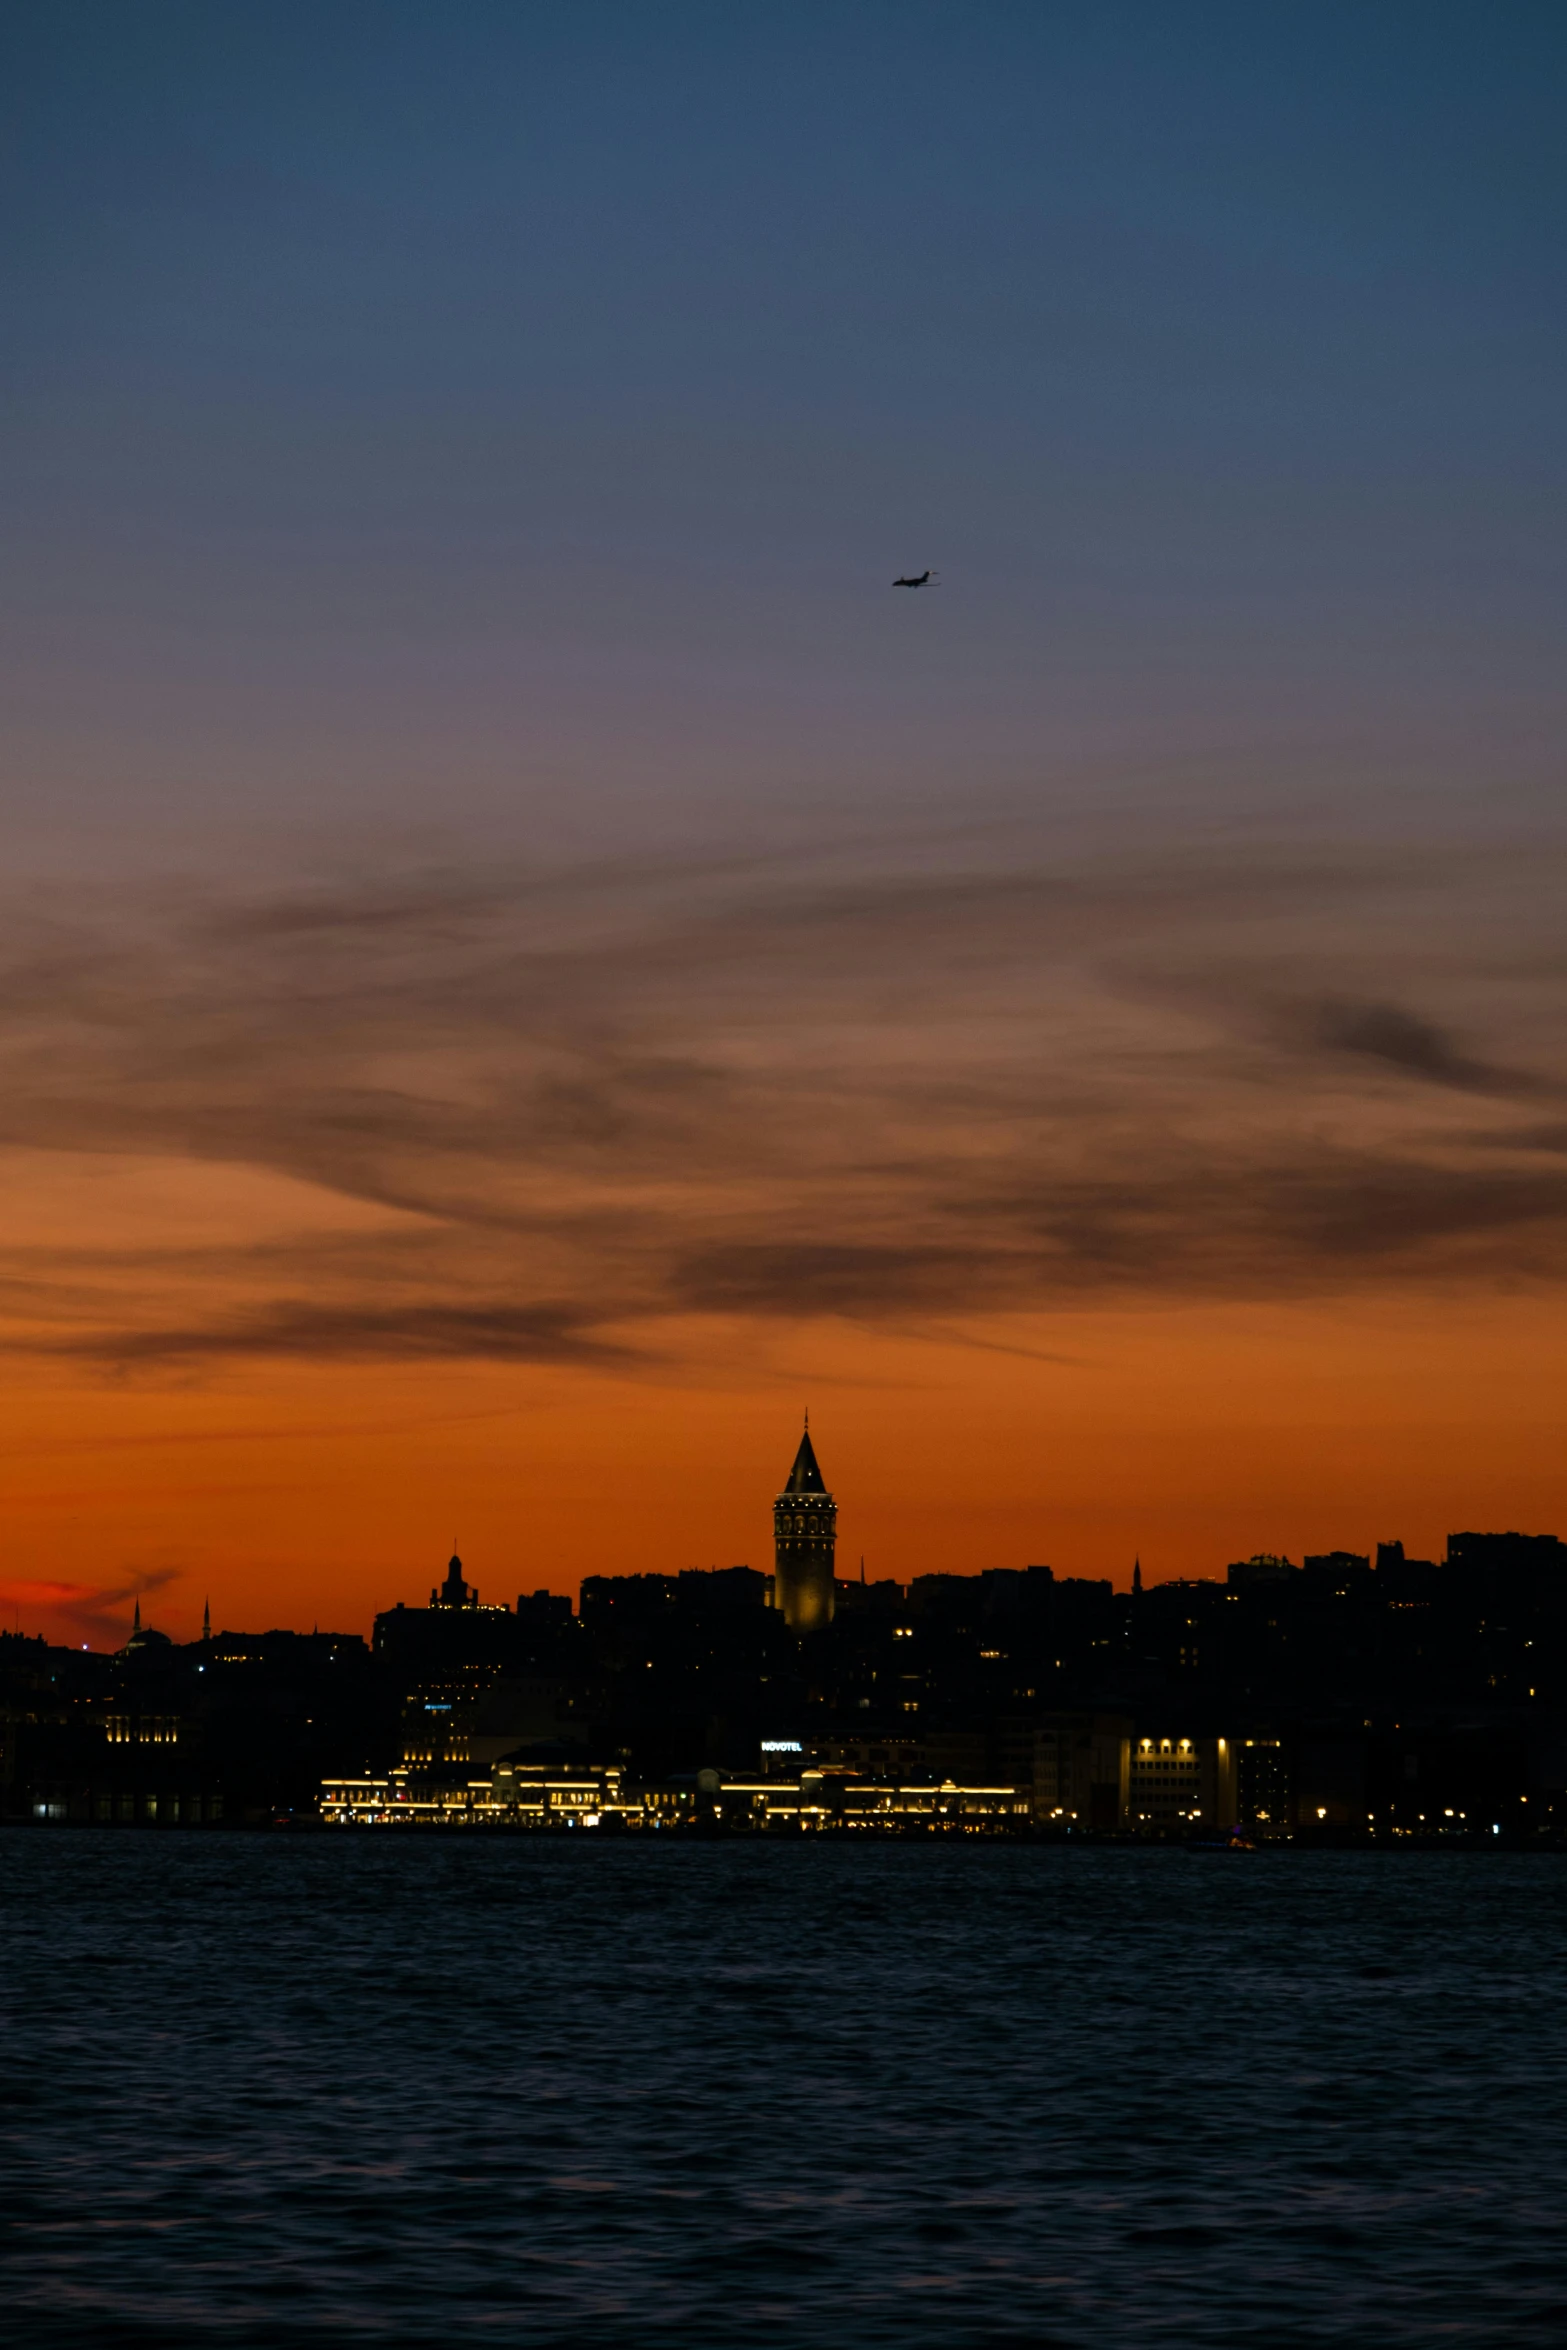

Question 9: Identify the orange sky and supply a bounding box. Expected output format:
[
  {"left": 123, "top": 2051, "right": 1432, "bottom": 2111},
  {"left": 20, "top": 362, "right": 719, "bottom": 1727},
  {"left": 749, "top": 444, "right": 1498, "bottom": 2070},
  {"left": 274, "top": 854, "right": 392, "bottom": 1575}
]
[
  {"left": 6, "top": 1280, "right": 1565, "bottom": 1648},
  {"left": 3, "top": 829, "right": 1566, "bottom": 1650}
]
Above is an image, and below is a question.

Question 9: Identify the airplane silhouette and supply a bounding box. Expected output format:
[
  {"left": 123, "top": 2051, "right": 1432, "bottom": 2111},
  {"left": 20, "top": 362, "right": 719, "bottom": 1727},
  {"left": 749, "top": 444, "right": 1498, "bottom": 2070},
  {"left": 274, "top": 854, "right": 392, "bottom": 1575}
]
[{"left": 893, "top": 569, "right": 936, "bottom": 587}]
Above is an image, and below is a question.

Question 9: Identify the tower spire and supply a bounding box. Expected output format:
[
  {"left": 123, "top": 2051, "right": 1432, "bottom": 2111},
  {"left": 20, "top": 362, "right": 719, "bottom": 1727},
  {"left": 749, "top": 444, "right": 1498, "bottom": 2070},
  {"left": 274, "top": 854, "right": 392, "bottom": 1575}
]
[
  {"left": 132, "top": 1597, "right": 141, "bottom": 1633},
  {"left": 773, "top": 1420, "right": 836, "bottom": 1631},
  {"left": 202, "top": 1596, "right": 211, "bottom": 1641},
  {"left": 1132, "top": 1556, "right": 1143, "bottom": 1598}
]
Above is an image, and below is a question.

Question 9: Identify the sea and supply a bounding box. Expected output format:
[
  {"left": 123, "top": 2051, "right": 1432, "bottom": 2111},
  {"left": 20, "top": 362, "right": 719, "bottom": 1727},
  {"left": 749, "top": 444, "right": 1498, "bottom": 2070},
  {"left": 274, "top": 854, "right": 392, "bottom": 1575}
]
[{"left": 3, "top": 1834, "right": 1566, "bottom": 2349}]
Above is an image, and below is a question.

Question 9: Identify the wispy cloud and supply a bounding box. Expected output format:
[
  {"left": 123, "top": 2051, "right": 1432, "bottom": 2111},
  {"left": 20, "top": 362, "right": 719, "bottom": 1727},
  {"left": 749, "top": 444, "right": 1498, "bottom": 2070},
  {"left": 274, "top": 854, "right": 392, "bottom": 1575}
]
[
  {"left": 1, "top": 834, "right": 1563, "bottom": 1367},
  {"left": 59, "top": 1300, "right": 632, "bottom": 1369},
  {"left": 1289, "top": 996, "right": 1543, "bottom": 1096},
  {"left": 0, "top": 1563, "right": 184, "bottom": 1646}
]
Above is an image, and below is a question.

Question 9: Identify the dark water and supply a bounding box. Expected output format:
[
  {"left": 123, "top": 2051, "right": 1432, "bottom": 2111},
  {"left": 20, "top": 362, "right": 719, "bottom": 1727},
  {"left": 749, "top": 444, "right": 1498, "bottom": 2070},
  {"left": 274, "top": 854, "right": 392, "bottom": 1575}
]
[{"left": 4, "top": 1836, "right": 1566, "bottom": 2348}]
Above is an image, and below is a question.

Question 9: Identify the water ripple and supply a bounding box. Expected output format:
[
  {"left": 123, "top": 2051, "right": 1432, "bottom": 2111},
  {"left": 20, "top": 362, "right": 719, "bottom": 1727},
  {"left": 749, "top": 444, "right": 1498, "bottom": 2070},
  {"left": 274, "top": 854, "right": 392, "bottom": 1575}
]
[{"left": 3, "top": 1836, "right": 1565, "bottom": 2346}]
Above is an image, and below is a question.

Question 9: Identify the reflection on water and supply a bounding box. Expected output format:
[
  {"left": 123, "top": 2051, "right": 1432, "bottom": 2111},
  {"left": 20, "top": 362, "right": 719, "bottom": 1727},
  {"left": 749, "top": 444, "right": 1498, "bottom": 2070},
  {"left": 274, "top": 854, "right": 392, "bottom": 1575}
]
[{"left": 4, "top": 1835, "right": 1566, "bottom": 2347}]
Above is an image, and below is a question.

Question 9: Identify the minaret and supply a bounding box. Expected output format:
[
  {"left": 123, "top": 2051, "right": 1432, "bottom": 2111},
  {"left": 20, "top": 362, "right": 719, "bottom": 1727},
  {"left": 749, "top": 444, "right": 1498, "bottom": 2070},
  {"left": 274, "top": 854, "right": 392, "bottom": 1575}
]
[
  {"left": 772, "top": 1416, "right": 837, "bottom": 1632},
  {"left": 202, "top": 1597, "right": 211, "bottom": 1641}
]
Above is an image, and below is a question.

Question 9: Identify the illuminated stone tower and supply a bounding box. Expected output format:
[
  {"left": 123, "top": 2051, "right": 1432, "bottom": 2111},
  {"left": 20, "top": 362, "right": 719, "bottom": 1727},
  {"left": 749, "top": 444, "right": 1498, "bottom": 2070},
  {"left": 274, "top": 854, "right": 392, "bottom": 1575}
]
[{"left": 773, "top": 1418, "right": 836, "bottom": 1632}]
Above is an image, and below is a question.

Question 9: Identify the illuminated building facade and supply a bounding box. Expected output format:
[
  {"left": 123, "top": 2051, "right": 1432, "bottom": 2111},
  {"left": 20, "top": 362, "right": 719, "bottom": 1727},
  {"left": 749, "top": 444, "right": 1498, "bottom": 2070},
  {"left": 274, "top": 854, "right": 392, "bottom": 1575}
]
[
  {"left": 647, "top": 1770, "right": 1031, "bottom": 1831},
  {"left": 772, "top": 1421, "right": 837, "bottom": 1632},
  {"left": 321, "top": 1757, "right": 630, "bottom": 1826},
  {"left": 1128, "top": 1734, "right": 1237, "bottom": 1830}
]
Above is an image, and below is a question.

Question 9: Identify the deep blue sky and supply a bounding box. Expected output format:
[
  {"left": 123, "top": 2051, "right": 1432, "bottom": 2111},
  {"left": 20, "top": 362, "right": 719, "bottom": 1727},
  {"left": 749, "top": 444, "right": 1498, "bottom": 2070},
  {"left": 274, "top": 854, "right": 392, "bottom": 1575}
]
[{"left": 3, "top": 2, "right": 1564, "bottom": 861}]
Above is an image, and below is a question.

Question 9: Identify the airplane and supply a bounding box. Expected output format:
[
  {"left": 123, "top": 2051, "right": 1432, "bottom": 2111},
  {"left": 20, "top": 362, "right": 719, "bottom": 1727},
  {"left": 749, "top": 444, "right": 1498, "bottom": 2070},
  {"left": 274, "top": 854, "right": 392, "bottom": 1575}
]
[{"left": 892, "top": 569, "right": 937, "bottom": 588}]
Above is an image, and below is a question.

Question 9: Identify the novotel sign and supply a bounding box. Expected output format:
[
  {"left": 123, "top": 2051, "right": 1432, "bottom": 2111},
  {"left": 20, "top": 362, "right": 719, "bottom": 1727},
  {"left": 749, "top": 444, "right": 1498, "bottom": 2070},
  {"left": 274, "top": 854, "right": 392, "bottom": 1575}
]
[{"left": 760, "top": 1739, "right": 803, "bottom": 1753}]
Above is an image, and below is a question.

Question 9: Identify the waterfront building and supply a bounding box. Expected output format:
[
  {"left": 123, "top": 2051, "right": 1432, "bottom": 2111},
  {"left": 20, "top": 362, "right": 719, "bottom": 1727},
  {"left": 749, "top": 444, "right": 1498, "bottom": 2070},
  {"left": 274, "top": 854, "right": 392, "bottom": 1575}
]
[
  {"left": 1237, "top": 1735, "right": 1290, "bottom": 1829},
  {"left": 645, "top": 1767, "right": 1031, "bottom": 1832},
  {"left": 320, "top": 1758, "right": 630, "bottom": 1826},
  {"left": 772, "top": 1420, "right": 837, "bottom": 1632},
  {"left": 1128, "top": 1734, "right": 1237, "bottom": 1830},
  {"left": 1032, "top": 1714, "right": 1131, "bottom": 1828}
]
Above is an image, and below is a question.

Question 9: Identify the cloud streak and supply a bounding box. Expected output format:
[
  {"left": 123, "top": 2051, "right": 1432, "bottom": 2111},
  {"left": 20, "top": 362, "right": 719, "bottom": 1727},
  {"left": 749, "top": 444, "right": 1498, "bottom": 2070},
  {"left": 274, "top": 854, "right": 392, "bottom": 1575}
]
[
  {"left": 1298, "top": 997, "right": 1541, "bottom": 1095},
  {"left": 1, "top": 833, "right": 1564, "bottom": 1367},
  {"left": 0, "top": 1563, "right": 185, "bottom": 1647},
  {"left": 59, "top": 1300, "right": 632, "bottom": 1369}
]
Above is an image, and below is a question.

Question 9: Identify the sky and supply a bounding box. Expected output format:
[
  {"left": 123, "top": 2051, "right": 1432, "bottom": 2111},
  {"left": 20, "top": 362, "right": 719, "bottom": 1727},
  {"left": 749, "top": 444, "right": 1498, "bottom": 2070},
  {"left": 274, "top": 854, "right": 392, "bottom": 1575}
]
[{"left": 2, "top": 2, "right": 1565, "bottom": 1645}]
